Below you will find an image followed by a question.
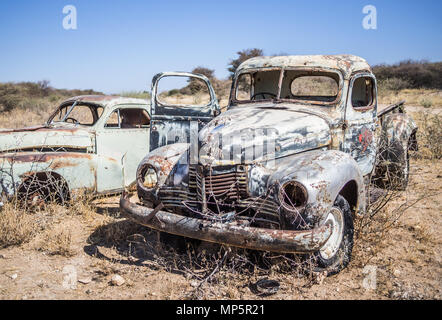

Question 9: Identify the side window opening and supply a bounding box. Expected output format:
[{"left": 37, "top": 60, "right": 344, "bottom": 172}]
[
  {"left": 352, "top": 77, "right": 375, "bottom": 109},
  {"left": 105, "top": 109, "right": 120, "bottom": 128},
  {"left": 105, "top": 108, "right": 150, "bottom": 129},
  {"left": 235, "top": 73, "right": 252, "bottom": 100}
]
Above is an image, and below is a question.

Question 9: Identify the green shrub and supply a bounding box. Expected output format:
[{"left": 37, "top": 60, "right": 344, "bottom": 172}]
[{"left": 373, "top": 60, "right": 442, "bottom": 89}]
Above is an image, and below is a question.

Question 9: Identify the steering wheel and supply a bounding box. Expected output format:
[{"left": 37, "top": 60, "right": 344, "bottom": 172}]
[
  {"left": 65, "top": 117, "right": 79, "bottom": 124},
  {"left": 251, "top": 92, "right": 277, "bottom": 100}
]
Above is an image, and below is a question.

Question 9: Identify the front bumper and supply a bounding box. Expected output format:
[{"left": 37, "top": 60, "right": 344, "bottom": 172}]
[{"left": 120, "top": 193, "right": 333, "bottom": 253}]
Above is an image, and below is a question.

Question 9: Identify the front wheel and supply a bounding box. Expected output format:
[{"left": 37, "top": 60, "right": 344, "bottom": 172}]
[{"left": 312, "top": 195, "right": 354, "bottom": 276}]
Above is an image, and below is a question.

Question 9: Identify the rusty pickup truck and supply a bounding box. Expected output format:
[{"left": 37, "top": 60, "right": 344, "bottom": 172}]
[
  {"left": 0, "top": 95, "right": 150, "bottom": 205},
  {"left": 121, "top": 55, "right": 418, "bottom": 274}
]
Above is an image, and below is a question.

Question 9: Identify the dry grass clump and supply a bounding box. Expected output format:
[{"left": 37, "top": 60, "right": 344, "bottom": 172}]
[
  {"left": 0, "top": 81, "right": 103, "bottom": 129},
  {"left": 0, "top": 190, "right": 98, "bottom": 250},
  {"left": 413, "top": 113, "right": 442, "bottom": 159},
  {"left": 118, "top": 91, "right": 150, "bottom": 100},
  {"left": 37, "top": 228, "right": 75, "bottom": 257},
  {"left": 0, "top": 202, "right": 38, "bottom": 247},
  {"left": 378, "top": 88, "right": 442, "bottom": 107}
]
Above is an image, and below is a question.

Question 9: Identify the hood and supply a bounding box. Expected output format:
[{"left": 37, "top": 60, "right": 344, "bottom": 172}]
[
  {"left": 198, "top": 104, "right": 331, "bottom": 165},
  {"left": 0, "top": 124, "right": 94, "bottom": 153}
]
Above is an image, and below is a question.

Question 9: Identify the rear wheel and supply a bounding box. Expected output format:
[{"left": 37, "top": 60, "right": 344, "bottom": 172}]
[
  {"left": 18, "top": 172, "right": 70, "bottom": 206},
  {"left": 392, "top": 145, "right": 409, "bottom": 191},
  {"left": 374, "top": 140, "right": 410, "bottom": 190},
  {"left": 311, "top": 195, "right": 354, "bottom": 275}
]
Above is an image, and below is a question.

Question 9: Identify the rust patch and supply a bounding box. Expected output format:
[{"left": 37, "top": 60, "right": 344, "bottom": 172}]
[
  {"left": 50, "top": 160, "right": 79, "bottom": 170},
  {"left": 358, "top": 127, "right": 373, "bottom": 152},
  {"left": 2, "top": 152, "right": 93, "bottom": 164}
]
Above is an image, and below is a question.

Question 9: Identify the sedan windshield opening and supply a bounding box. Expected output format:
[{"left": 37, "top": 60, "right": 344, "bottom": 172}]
[{"left": 48, "top": 102, "right": 104, "bottom": 126}]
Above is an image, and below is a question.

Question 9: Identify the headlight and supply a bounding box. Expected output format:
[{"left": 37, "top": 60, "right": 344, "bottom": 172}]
[
  {"left": 138, "top": 164, "right": 158, "bottom": 189},
  {"left": 278, "top": 181, "right": 308, "bottom": 211}
]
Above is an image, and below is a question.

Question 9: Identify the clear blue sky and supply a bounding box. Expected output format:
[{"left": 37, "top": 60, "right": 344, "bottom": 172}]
[{"left": 0, "top": 0, "right": 441, "bottom": 94}]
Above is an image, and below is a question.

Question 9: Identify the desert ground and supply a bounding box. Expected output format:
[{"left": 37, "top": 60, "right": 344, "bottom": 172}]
[{"left": 0, "top": 89, "right": 441, "bottom": 300}]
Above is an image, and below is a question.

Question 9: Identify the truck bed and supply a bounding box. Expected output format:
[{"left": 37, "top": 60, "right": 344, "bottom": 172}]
[{"left": 378, "top": 100, "right": 406, "bottom": 117}]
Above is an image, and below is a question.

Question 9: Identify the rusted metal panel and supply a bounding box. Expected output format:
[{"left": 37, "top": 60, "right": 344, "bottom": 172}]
[{"left": 0, "top": 126, "right": 93, "bottom": 154}]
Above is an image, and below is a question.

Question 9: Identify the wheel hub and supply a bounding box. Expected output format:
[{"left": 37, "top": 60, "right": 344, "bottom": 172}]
[{"left": 319, "top": 207, "right": 344, "bottom": 260}]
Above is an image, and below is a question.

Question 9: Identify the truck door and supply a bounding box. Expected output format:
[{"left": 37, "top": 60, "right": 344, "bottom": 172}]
[
  {"left": 149, "top": 72, "right": 220, "bottom": 151},
  {"left": 96, "top": 106, "right": 150, "bottom": 193},
  {"left": 342, "top": 73, "right": 378, "bottom": 176}
]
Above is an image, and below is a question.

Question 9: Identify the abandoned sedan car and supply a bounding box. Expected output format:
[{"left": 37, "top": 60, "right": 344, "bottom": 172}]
[
  {"left": 120, "top": 55, "right": 417, "bottom": 274},
  {"left": 0, "top": 95, "right": 150, "bottom": 205}
]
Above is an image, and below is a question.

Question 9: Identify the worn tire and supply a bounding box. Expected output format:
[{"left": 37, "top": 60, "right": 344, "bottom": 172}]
[
  {"left": 312, "top": 195, "right": 354, "bottom": 276},
  {"left": 391, "top": 144, "right": 409, "bottom": 191},
  {"left": 158, "top": 232, "right": 201, "bottom": 253},
  {"left": 18, "top": 173, "right": 70, "bottom": 206}
]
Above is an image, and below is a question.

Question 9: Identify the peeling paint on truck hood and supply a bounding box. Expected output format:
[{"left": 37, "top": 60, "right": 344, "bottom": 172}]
[
  {"left": 198, "top": 104, "right": 331, "bottom": 165},
  {"left": 0, "top": 124, "right": 93, "bottom": 153}
]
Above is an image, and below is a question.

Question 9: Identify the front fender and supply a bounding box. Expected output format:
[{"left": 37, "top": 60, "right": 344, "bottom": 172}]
[
  {"left": 136, "top": 143, "right": 190, "bottom": 188},
  {"left": 381, "top": 113, "right": 418, "bottom": 150},
  {"left": 266, "top": 150, "right": 366, "bottom": 220}
]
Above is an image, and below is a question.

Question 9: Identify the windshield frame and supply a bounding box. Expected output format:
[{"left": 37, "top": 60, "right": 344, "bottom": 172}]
[
  {"left": 230, "top": 67, "right": 344, "bottom": 107},
  {"left": 47, "top": 101, "right": 104, "bottom": 126}
]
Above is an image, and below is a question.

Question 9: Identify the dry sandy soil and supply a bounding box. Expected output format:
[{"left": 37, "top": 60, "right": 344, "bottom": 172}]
[{"left": 0, "top": 107, "right": 440, "bottom": 300}]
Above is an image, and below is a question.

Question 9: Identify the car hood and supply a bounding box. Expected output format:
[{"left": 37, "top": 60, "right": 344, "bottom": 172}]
[
  {"left": 198, "top": 104, "right": 331, "bottom": 165},
  {"left": 0, "top": 123, "right": 94, "bottom": 153}
]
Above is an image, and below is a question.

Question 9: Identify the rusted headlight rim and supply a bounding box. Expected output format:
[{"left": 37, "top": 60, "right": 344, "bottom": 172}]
[
  {"left": 278, "top": 180, "right": 308, "bottom": 212},
  {"left": 137, "top": 163, "right": 158, "bottom": 191}
]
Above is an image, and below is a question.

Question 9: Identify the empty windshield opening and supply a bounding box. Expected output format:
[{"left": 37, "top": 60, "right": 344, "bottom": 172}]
[
  {"left": 49, "top": 102, "right": 103, "bottom": 126},
  {"left": 234, "top": 69, "right": 341, "bottom": 104},
  {"left": 156, "top": 75, "right": 211, "bottom": 106},
  {"left": 284, "top": 71, "right": 339, "bottom": 102},
  {"left": 235, "top": 70, "right": 280, "bottom": 101}
]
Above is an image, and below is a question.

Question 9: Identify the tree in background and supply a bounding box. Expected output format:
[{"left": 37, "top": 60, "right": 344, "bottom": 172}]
[
  {"left": 227, "top": 48, "right": 264, "bottom": 79},
  {"left": 185, "top": 66, "right": 216, "bottom": 94},
  {"left": 191, "top": 67, "right": 215, "bottom": 81}
]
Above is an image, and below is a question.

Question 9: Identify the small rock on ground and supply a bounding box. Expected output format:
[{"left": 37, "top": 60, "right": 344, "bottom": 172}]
[
  {"left": 78, "top": 277, "right": 92, "bottom": 284},
  {"left": 110, "top": 274, "right": 125, "bottom": 286}
]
